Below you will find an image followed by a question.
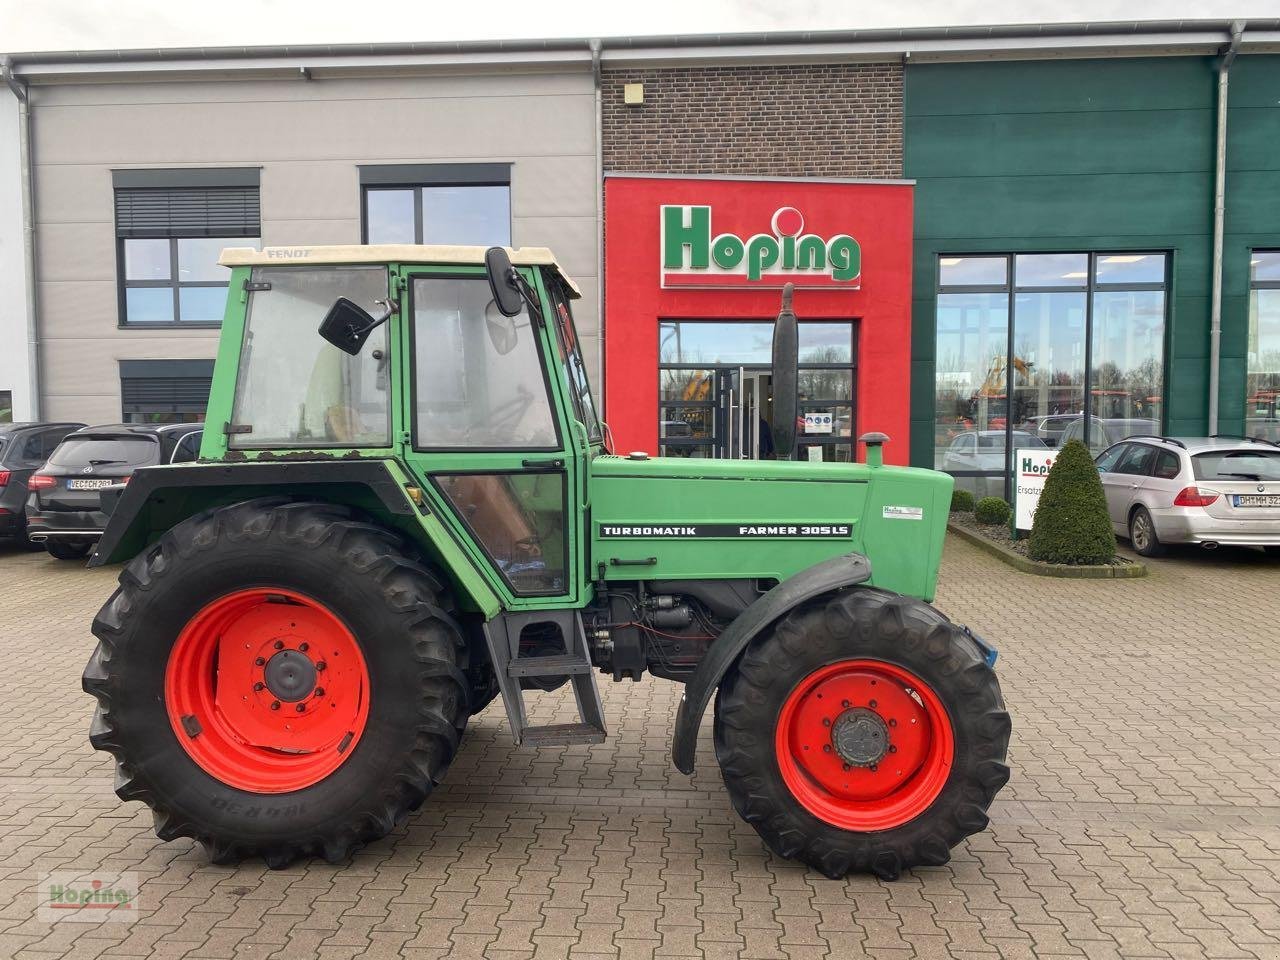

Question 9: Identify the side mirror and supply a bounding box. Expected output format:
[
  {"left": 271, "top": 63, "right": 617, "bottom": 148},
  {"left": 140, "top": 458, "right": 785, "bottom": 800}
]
[
  {"left": 318, "top": 298, "right": 379, "bottom": 355},
  {"left": 485, "top": 246, "right": 525, "bottom": 318},
  {"left": 770, "top": 283, "right": 799, "bottom": 460}
]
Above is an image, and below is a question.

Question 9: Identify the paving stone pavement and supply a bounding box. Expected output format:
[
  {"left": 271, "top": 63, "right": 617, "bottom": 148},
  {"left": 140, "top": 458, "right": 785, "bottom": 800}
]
[{"left": 0, "top": 534, "right": 1278, "bottom": 959}]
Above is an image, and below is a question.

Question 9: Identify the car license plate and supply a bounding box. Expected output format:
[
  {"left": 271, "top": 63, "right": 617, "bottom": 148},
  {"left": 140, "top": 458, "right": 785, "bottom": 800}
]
[
  {"left": 66, "top": 478, "right": 114, "bottom": 491},
  {"left": 1232, "top": 494, "right": 1280, "bottom": 507}
]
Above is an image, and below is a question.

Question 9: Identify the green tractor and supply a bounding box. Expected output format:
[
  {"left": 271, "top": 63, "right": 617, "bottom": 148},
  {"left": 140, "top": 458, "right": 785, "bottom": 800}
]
[{"left": 83, "top": 244, "right": 1009, "bottom": 878}]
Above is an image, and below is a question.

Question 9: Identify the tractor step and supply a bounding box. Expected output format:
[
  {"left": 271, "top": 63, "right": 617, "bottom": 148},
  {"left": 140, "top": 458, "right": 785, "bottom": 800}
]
[
  {"left": 507, "top": 653, "right": 593, "bottom": 678},
  {"left": 521, "top": 723, "right": 607, "bottom": 747},
  {"left": 481, "top": 610, "right": 607, "bottom": 748}
]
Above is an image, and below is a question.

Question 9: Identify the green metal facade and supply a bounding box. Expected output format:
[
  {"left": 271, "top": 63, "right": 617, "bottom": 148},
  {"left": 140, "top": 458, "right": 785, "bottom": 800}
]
[{"left": 905, "top": 54, "right": 1280, "bottom": 467}]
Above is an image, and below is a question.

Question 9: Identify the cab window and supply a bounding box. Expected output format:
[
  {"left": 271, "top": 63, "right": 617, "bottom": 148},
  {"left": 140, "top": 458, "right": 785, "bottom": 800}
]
[
  {"left": 546, "top": 279, "right": 602, "bottom": 443},
  {"left": 412, "top": 276, "right": 558, "bottom": 449},
  {"left": 231, "top": 266, "right": 391, "bottom": 448}
]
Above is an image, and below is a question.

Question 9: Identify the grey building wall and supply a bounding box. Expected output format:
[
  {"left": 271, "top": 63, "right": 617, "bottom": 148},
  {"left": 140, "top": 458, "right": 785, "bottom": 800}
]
[
  {"left": 30, "top": 68, "right": 598, "bottom": 424},
  {"left": 0, "top": 91, "right": 33, "bottom": 421}
]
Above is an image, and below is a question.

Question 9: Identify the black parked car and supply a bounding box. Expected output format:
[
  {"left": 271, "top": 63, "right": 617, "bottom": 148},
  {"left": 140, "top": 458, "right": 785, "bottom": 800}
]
[
  {"left": 27, "top": 423, "right": 203, "bottom": 560},
  {"left": 0, "top": 422, "right": 86, "bottom": 545}
]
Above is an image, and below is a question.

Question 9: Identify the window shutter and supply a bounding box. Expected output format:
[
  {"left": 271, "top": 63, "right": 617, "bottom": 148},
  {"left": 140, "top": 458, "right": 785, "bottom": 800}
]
[
  {"left": 121, "top": 376, "right": 213, "bottom": 408},
  {"left": 115, "top": 187, "right": 260, "bottom": 239}
]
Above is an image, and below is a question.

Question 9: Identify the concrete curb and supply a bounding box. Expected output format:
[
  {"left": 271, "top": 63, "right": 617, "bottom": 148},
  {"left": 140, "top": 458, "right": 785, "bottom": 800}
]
[{"left": 947, "top": 521, "right": 1148, "bottom": 579}]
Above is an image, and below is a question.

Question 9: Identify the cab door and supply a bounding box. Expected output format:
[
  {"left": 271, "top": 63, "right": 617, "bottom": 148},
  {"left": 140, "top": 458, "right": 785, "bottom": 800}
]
[{"left": 396, "top": 267, "right": 583, "bottom": 608}]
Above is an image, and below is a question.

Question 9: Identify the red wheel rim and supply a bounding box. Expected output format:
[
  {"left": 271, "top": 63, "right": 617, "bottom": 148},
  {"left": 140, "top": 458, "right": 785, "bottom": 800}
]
[
  {"left": 774, "top": 659, "right": 954, "bottom": 831},
  {"left": 164, "top": 588, "right": 370, "bottom": 794}
]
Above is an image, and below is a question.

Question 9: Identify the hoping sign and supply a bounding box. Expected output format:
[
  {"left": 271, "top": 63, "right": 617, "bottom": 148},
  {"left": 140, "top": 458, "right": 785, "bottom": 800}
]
[{"left": 1014, "top": 448, "right": 1056, "bottom": 530}]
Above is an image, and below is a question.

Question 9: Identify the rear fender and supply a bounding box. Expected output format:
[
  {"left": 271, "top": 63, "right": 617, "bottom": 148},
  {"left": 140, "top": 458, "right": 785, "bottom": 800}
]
[
  {"left": 670, "top": 552, "right": 872, "bottom": 774},
  {"left": 89, "top": 459, "right": 502, "bottom": 618}
]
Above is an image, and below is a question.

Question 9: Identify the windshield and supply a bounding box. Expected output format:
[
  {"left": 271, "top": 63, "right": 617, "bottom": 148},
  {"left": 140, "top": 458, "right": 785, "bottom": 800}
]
[
  {"left": 1193, "top": 450, "right": 1280, "bottom": 481},
  {"left": 49, "top": 436, "right": 159, "bottom": 468},
  {"left": 231, "top": 266, "right": 391, "bottom": 448}
]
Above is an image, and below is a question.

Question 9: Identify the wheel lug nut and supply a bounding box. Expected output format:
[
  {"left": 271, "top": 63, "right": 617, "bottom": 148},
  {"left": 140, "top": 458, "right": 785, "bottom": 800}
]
[
  {"left": 842, "top": 763, "right": 851, "bottom": 771},
  {"left": 889, "top": 745, "right": 897, "bottom": 753},
  {"left": 842, "top": 699, "right": 851, "bottom": 708},
  {"left": 296, "top": 704, "right": 305, "bottom": 713},
  {"left": 316, "top": 661, "right": 326, "bottom": 672},
  {"left": 299, "top": 642, "right": 309, "bottom": 652},
  {"left": 869, "top": 699, "right": 877, "bottom": 708},
  {"left": 314, "top": 687, "right": 325, "bottom": 698},
  {"left": 273, "top": 640, "right": 284, "bottom": 650},
  {"left": 270, "top": 701, "right": 280, "bottom": 710},
  {"left": 254, "top": 657, "right": 265, "bottom": 666},
  {"left": 822, "top": 745, "right": 831, "bottom": 753},
  {"left": 869, "top": 763, "right": 878, "bottom": 771},
  {"left": 889, "top": 719, "right": 897, "bottom": 727},
  {"left": 253, "top": 682, "right": 264, "bottom": 691},
  {"left": 822, "top": 718, "right": 831, "bottom": 727}
]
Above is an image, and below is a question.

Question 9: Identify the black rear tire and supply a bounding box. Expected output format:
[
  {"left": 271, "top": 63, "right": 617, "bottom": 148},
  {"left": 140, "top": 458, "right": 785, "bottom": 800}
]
[
  {"left": 714, "top": 587, "right": 1010, "bottom": 880},
  {"left": 46, "top": 539, "right": 93, "bottom": 561},
  {"left": 82, "top": 499, "right": 469, "bottom": 868},
  {"left": 1128, "top": 506, "right": 1165, "bottom": 558}
]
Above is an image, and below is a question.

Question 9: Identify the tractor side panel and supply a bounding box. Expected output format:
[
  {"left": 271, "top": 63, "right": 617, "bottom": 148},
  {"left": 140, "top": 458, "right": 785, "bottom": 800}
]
[
  {"left": 589, "top": 456, "right": 951, "bottom": 600},
  {"left": 589, "top": 456, "right": 870, "bottom": 585}
]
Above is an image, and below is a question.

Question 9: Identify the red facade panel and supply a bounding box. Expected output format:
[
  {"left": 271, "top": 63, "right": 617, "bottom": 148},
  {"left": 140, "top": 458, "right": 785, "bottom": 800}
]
[{"left": 602, "top": 176, "right": 914, "bottom": 465}]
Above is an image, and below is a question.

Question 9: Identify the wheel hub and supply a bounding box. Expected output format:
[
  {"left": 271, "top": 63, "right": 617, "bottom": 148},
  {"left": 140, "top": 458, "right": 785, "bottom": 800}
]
[
  {"left": 263, "top": 649, "right": 317, "bottom": 702},
  {"left": 830, "top": 708, "right": 889, "bottom": 766}
]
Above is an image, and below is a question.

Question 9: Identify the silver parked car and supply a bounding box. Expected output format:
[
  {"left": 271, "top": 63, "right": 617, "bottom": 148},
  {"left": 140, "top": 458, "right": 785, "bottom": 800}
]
[
  {"left": 1060, "top": 417, "right": 1159, "bottom": 455},
  {"left": 1094, "top": 435, "right": 1280, "bottom": 556},
  {"left": 941, "top": 430, "right": 1047, "bottom": 498}
]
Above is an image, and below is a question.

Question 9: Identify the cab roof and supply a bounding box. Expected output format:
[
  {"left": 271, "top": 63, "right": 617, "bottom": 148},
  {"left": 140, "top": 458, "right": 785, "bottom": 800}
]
[{"left": 219, "top": 244, "right": 581, "bottom": 298}]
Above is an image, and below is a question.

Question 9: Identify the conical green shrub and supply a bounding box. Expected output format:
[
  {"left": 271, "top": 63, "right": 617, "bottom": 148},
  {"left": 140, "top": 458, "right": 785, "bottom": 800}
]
[{"left": 1028, "top": 439, "right": 1116, "bottom": 564}]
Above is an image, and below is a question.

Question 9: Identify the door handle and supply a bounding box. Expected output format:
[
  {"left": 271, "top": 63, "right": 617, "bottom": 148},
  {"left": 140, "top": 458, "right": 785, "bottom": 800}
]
[{"left": 521, "top": 458, "right": 565, "bottom": 471}]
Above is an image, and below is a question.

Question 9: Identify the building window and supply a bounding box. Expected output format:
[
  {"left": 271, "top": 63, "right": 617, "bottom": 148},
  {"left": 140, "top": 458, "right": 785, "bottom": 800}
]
[
  {"left": 658, "top": 320, "right": 856, "bottom": 461},
  {"left": 935, "top": 253, "right": 1167, "bottom": 498},
  {"left": 120, "top": 359, "right": 214, "bottom": 424},
  {"left": 0, "top": 391, "right": 11, "bottom": 423},
  {"left": 114, "top": 169, "right": 261, "bottom": 326},
  {"left": 360, "top": 163, "right": 511, "bottom": 246},
  {"left": 1247, "top": 251, "right": 1280, "bottom": 443}
]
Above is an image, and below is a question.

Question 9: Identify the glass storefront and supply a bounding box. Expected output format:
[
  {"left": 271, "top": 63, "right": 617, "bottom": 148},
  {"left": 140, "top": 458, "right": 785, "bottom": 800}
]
[
  {"left": 658, "top": 320, "right": 856, "bottom": 461},
  {"left": 1248, "top": 251, "right": 1280, "bottom": 443},
  {"left": 935, "top": 252, "right": 1168, "bottom": 497}
]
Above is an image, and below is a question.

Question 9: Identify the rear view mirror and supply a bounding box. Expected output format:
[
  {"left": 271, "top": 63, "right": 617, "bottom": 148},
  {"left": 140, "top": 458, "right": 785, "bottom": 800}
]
[
  {"left": 318, "top": 298, "right": 380, "bottom": 355},
  {"left": 771, "top": 283, "right": 799, "bottom": 460},
  {"left": 485, "top": 246, "right": 525, "bottom": 318}
]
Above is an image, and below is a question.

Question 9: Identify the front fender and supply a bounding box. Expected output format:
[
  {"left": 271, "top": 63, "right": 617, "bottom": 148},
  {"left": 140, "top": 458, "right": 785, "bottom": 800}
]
[{"left": 670, "top": 552, "right": 872, "bottom": 774}]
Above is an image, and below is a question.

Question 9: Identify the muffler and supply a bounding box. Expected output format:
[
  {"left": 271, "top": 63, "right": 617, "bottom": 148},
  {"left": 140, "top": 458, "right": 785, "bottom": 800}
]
[
  {"left": 1201, "top": 541, "right": 1220, "bottom": 550},
  {"left": 27, "top": 534, "right": 47, "bottom": 543}
]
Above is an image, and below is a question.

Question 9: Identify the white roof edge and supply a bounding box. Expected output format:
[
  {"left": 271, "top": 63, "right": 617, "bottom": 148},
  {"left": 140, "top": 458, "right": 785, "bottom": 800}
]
[
  {"left": 9, "top": 20, "right": 1278, "bottom": 78},
  {"left": 218, "top": 244, "right": 581, "bottom": 298}
]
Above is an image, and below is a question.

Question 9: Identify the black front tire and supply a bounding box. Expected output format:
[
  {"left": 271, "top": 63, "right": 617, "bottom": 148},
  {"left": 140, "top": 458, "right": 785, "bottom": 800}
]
[
  {"left": 714, "top": 587, "right": 1010, "bottom": 880},
  {"left": 46, "top": 539, "right": 93, "bottom": 561},
  {"left": 82, "top": 499, "right": 470, "bottom": 868}
]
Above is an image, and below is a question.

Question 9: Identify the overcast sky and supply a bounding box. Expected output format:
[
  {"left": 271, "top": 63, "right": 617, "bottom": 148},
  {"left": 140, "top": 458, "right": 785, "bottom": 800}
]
[{"left": 0, "top": 0, "right": 1268, "bottom": 54}]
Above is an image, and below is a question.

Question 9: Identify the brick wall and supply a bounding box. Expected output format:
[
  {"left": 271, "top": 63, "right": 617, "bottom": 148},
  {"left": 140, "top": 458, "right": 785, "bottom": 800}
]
[{"left": 602, "top": 62, "right": 903, "bottom": 178}]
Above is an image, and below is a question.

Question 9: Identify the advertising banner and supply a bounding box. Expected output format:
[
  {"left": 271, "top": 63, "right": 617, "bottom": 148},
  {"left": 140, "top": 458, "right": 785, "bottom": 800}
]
[{"left": 1014, "top": 447, "right": 1057, "bottom": 530}]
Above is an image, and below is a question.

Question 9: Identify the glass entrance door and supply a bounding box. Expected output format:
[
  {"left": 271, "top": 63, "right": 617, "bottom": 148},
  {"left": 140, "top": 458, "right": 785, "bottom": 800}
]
[{"left": 658, "top": 319, "right": 857, "bottom": 461}]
